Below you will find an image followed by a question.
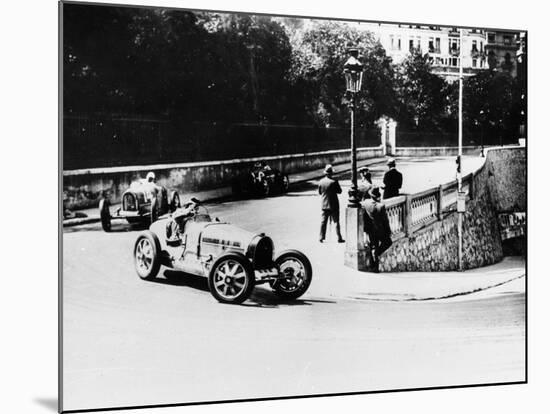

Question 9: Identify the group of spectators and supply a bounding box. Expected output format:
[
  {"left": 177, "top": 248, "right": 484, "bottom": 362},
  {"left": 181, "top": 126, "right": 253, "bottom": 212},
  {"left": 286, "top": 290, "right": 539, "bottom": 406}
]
[{"left": 318, "top": 158, "right": 403, "bottom": 273}]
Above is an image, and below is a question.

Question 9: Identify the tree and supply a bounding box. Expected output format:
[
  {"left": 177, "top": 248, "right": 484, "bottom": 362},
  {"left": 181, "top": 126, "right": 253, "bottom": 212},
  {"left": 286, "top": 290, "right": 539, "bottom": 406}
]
[
  {"left": 463, "top": 70, "right": 521, "bottom": 144},
  {"left": 396, "top": 49, "right": 454, "bottom": 130},
  {"left": 287, "top": 21, "right": 398, "bottom": 127}
]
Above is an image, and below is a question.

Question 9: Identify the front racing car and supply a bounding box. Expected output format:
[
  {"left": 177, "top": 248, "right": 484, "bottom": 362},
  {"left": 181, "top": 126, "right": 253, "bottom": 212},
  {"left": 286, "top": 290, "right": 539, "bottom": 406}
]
[{"left": 133, "top": 202, "right": 312, "bottom": 304}]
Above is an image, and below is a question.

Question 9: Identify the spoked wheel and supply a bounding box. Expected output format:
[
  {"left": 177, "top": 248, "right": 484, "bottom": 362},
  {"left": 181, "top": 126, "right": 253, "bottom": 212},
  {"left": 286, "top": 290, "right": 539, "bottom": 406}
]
[
  {"left": 281, "top": 175, "right": 290, "bottom": 193},
  {"left": 99, "top": 198, "right": 111, "bottom": 232},
  {"left": 271, "top": 250, "right": 312, "bottom": 300},
  {"left": 208, "top": 253, "right": 254, "bottom": 304},
  {"left": 134, "top": 231, "right": 161, "bottom": 280}
]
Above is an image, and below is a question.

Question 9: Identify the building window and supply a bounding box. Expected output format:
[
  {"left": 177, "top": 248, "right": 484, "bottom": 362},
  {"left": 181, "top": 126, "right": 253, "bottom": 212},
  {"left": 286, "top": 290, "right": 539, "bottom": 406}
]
[
  {"left": 504, "top": 35, "right": 512, "bottom": 45},
  {"left": 472, "top": 40, "right": 478, "bottom": 52},
  {"left": 428, "top": 37, "right": 434, "bottom": 52},
  {"left": 480, "top": 41, "right": 483, "bottom": 52},
  {"left": 409, "top": 38, "right": 414, "bottom": 52},
  {"left": 435, "top": 37, "right": 441, "bottom": 53},
  {"left": 449, "top": 38, "right": 459, "bottom": 53},
  {"left": 390, "top": 34, "right": 395, "bottom": 50},
  {"left": 488, "top": 33, "right": 495, "bottom": 43},
  {"left": 451, "top": 58, "right": 458, "bottom": 67},
  {"left": 397, "top": 36, "right": 401, "bottom": 50},
  {"left": 472, "top": 58, "right": 477, "bottom": 67}
]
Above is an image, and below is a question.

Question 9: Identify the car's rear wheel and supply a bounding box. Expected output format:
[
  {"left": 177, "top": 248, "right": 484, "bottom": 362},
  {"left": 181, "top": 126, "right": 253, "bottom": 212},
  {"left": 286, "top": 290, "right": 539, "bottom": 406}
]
[
  {"left": 271, "top": 250, "right": 312, "bottom": 300},
  {"left": 208, "top": 253, "right": 254, "bottom": 304},
  {"left": 151, "top": 196, "right": 159, "bottom": 224},
  {"left": 169, "top": 190, "right": 181, "bottom": 212},
  {"left": 99, "top": 198, "right": 111, "bottom": 232},
  {"left": 134, "top": 231, "right": 161, "bottom": 280}
]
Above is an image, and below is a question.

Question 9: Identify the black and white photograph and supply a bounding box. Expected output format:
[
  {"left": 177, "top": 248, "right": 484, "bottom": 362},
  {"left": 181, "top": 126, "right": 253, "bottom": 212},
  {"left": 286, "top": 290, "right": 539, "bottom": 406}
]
[{"left": 56, "top": 0, "right": 530, "bottom": 412}]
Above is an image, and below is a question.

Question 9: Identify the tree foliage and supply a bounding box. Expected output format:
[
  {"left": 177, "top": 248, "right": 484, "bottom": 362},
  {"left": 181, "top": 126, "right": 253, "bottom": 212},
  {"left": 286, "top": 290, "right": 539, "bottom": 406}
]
[{"left": 63, "top": 4, "right": 524, "bottom": 140}]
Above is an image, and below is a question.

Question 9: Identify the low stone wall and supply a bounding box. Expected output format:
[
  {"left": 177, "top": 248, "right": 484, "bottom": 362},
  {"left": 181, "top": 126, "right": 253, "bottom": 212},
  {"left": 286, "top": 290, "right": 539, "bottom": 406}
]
[
  {"left": 394, "top": 146, "right": 481, "bottom": 157},
  {"left": 378, "top": 148, "right": 517, "bottom": 272},
  {"left": 63, "top": 147, "right": 384, "bottom": 210}
]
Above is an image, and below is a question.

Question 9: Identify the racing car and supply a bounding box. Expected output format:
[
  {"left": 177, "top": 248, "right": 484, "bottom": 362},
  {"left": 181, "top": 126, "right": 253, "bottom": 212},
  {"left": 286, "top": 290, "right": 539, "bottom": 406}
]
[
  {"left": 99, "top": 179, "right": 181, "bottom": 232},
  {"left": 231, "top": 162, "right": 290, "bottom": 197},
  {"left": 133, "top": 200, "right": 312, "bottom": 304}
]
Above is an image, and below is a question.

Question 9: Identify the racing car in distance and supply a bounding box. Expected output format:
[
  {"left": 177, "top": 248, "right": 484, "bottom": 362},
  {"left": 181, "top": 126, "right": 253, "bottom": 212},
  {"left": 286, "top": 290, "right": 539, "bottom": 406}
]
[
  {"left": 231, "top": 162, "right": 290, "bottom": 197},
  {"left": 133, "top": 200, "right": 312, "bottom": 304},
  {"left": 99, "top": 178, "right": 181, "bottom": 232}
]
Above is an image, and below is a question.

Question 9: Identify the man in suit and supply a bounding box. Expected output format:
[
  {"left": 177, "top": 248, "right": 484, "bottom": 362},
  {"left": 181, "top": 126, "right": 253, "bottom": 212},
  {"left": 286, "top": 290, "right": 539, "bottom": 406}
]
[
  {"left": 318, "top": 164, "right": 344, "bottom": 243},
  {"left": 361, "top": 186, "right": 393, "bottom": 272},
  {"left": 382, "top": 158, "right": 403, "bottom": 199}
]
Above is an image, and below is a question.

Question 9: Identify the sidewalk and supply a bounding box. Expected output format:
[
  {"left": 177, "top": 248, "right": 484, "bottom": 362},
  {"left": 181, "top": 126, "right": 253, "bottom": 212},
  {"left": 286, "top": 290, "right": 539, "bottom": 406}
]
[
  {"left": 62, "top": 156, "right": 388, "bottom": 227},
  {"left": 306, "top": 253, "right": 525, "bottom": 302}
]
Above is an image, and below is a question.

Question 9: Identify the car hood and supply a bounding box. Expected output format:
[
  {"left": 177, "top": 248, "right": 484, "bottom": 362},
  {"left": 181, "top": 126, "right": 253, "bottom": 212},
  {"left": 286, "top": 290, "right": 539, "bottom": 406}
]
[{"left": 200, "top": 222, "right": 257, "bottom": 249}]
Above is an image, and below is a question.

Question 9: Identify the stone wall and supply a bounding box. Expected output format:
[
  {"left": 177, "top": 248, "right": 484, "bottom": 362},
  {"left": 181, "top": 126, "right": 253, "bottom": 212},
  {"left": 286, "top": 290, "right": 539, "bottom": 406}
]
[
  {"left": 63, "top": 147, "right": 384, "bottom": 210},
  {"left": 485, "top": 147, "right": 526, "bottom": 212},
  {"left": 378, "top": 148, "right": 515, "bottom": 272}
]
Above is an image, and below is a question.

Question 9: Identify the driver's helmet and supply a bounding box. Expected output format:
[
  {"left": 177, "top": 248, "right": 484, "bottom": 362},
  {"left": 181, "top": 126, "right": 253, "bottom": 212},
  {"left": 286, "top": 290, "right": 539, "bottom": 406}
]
[{"left": 146, "top": 171, "right": 156, "bottom": 182}]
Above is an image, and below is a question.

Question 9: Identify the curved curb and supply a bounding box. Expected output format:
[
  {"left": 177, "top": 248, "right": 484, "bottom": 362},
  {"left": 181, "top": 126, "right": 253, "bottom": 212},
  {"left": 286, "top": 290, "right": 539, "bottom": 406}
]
[{"left": 345, "top": 274, "right": 525, "bottom": 303}]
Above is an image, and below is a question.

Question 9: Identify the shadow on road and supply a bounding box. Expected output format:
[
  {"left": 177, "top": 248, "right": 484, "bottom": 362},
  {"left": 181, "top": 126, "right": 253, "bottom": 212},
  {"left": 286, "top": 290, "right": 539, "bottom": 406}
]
[
  {"left": 157, "top": 270, "right": 210, "bottom": 292},
  {"left": 157, "top": 270, "right": 336, "bottom": 308},
  {"left": 63, "top": 221, "right": 149, "bottom": 233},
  {"left": 33, "top": 398, "right": 57, "bottom": 412}
]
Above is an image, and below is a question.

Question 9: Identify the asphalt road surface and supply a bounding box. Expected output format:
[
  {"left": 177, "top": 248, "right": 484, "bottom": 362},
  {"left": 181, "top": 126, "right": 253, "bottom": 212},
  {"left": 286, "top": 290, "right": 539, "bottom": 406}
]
[{"left": 62, "top": 156, "right": 525, "bottom": 411}]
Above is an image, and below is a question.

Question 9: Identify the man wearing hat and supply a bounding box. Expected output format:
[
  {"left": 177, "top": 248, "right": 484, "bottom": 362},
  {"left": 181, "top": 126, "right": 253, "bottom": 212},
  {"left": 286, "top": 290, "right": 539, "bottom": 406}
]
[
  {"left": 358, "top": 166, "right": 373, "bottom": 201},
  {"left": 361, "top": 186, "right": 393, "bottom": 272},
  {"left": 318, "top": 164, "right": 344, "bottom": 243},
  {"left": 382, "top": 158, "right": 403, "bottom": 199}
]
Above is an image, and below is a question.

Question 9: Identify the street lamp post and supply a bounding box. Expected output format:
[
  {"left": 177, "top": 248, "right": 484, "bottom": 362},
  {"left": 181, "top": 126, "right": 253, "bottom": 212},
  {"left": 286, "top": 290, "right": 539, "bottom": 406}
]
[
  {"left": 343, "top": 49, "right": 364, "bottom": 208},
  {"left": 479, "top": 110, "right": 485, "bottom": 157},
  {"left": 343, "top": 49, "right": 368, "bottom": 271}
]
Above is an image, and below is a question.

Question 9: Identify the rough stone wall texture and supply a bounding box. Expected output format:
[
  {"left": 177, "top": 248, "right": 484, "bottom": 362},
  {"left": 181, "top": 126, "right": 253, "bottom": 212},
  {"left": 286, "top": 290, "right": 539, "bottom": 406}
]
[
  {"left": 378, "top": 148, "right": 518, "bottom": 272},
  {"left": 485, "top": 147, "right": 526, "bottom": 212}
]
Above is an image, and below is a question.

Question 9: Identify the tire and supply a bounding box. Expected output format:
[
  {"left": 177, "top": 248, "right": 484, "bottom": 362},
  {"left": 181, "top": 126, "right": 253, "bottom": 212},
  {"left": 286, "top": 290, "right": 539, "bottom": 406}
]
[
  {"left": 134, "top": 231, "right": 161, "bottom": 280},
  {"left": 271, "top": 250, "right": 312, "bottom": 300},
  {"left": 158, "top": 187, "right": 169, "bottom": 214},
  {"left": 151, "top": 196, "right": 159, "bottom": 224},
  {"left": 169, "top": 190, "right": 181, "bottom": 212},
  {"left": 208, "top": 253, "right": 255, "bottom": 304},
  {"left": 99, "top": 198, "right": 111, "bottom": 232},
  {"left": 281, "top": 174, "right": 290, "bottom": 193},
  {"left": 260, "top": 179, "right": 270, "bottom": 197}
]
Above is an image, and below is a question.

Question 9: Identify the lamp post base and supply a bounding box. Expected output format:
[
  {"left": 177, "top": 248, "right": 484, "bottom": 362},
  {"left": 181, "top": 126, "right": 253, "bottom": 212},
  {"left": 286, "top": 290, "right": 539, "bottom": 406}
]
[{"left": 344, "top": 206, "right": 369, "bottom": 271}]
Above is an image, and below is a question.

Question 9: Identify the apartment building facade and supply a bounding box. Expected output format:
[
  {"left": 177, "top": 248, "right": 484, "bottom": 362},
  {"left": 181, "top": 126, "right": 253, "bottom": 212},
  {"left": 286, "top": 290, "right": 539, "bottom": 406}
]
[{"left": 359, "top": 23, "right": 521, "bottom": 81}]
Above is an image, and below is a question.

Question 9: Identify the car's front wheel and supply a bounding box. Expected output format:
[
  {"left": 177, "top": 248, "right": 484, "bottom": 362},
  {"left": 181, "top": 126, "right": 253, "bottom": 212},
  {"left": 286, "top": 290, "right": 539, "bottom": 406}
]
[
  {"left": 134, "top": 231, "right": 161, "bottom": 280},
  {"left": 271, "top": 250, "right": 312, "bottom": 300},
  {"left": 99, "top": 198, "right": 111, "bottom": 232},
  {"left": 260, "top": 179, "right": 270, "bottom": 197},
  {"left": 281, "top": 174, "right": 290, "bottom": 193},
  {"left": 208, "top": 253, "right": 254, "bottom": 304}
]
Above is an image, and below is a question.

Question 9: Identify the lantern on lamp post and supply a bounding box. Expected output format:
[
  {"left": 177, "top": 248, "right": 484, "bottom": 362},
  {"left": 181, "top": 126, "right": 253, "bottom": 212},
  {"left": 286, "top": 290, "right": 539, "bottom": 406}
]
[
  {"left": 343, "top": 48, "right": 364, "bottom": 207},
  {"left": 343, "top": 48, "right": 368, "bottom": 271}
]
